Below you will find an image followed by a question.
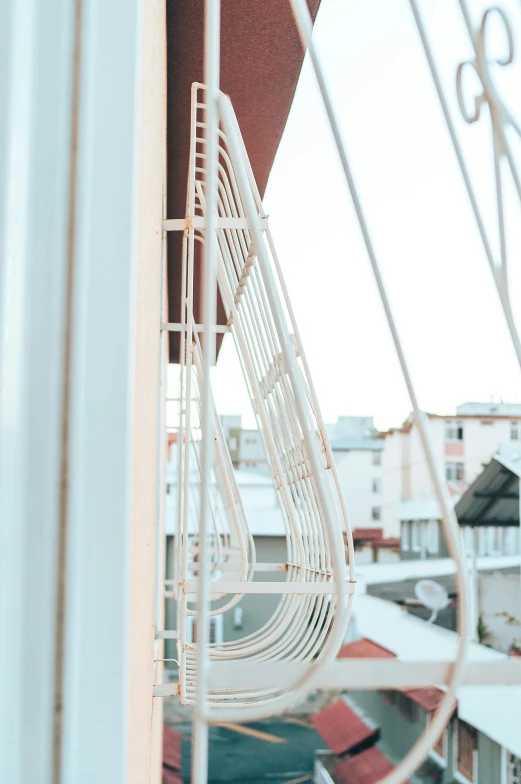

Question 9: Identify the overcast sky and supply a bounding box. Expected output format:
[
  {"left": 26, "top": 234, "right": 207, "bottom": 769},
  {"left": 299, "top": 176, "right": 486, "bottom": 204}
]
[{"left": 210, "top": 0, "right": 521, "bottom": 431}]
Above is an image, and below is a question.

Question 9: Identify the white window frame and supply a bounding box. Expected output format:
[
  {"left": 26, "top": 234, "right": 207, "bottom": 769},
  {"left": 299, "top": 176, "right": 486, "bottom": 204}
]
[
  {"left": 505, "top": 748, "right": 521, "bottom": 784},
  {"left": 411, "top": 521, "right": 421, "bottom": 552},
  {"left": 428, "top": 717, "right": 448, "bottom": 768},
  {"left": 427, "top": 520, "right": 439, "bottom": 555},
  {"left": 401, "top": 521, "right": 410, "bottom": 551},
  {"left": 445, "top": 420, "right": 464, "bottom": 441},
  {"left": 372, "top": 451, "right": 381, "bottom": 466},
  {"left": 511, "top": 422, "right": 520, "bottom": 441},
  {"left": 453, "top": 718, "right": 478, "bottom": 784},
  {"left": 372, "top": 478, "right": 381, "bottom": 494},
  {"left": 446, "top": 462, "right": 465, "bottom": 481},
  {"left": 488, "top": 526, "right": 504, "bottom": 556},
  {"left": 371, "top": 506, "right": 381, "bottom": 522}
]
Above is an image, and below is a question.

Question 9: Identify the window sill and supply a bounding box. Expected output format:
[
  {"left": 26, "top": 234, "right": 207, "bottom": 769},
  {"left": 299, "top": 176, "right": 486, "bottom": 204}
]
[
  {"left": 454, "top": 770, "right": 475, "bottom": 784},
  {"left": 428, "top": 749, "right": 447, "bottom": 769}
]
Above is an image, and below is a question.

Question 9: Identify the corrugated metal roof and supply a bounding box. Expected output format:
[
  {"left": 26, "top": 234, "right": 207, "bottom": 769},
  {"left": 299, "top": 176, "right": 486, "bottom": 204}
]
[
  {"left": 311, "top": 700, "right": 378, "bottom": 756},
  {"left": 455, "top": 456, "right": 520, "bottom": 528},
  {"left": 333, "top": 746, "right": 409, "bottom": 784}
]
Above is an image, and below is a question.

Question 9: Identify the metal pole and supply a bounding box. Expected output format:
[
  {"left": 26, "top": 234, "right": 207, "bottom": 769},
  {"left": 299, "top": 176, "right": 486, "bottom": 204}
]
[
  {"left": 472, "top": 527, "right": 479, "bottom": 642},
  {"left": 192, "top": 1, "right": 220, "bottom": 781},
  {"left": 287, "top": 2, "right": 470, "bottom": 782}
]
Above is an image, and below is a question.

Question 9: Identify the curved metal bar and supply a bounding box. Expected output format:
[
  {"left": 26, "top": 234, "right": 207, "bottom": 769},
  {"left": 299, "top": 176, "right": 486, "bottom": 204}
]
[
  {"left": 175, "top": 83, "right": 354, "bottom": 720},
  {"left": 288, "top": 1, "right": 471, "bottom": 782}
]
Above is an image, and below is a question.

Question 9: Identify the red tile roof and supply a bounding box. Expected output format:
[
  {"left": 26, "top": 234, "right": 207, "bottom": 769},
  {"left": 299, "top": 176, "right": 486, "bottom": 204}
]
[
  {"left": 337, "top": 639, "right": 448, "bottom": 712},
  {"left": 312, "top": 700, "right": 378, "bottom": 756},
  {"left": 333, "top": 746, "right": 410, "bottom": 784},
  {"left": 163, "top": 724, "right": 182, "bottom": 771},
  {"left": 337, "top": 638, "right": 395, "bottom": 659},
  {"left": 402, "top": 686, "right": 446, "bottom": 713}
]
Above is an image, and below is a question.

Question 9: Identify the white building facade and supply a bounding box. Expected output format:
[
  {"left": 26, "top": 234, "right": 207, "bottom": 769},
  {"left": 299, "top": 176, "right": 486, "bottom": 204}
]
[
  {"left": 326, "top": 417, "right": 384, "bottom": 531},
  {"left": 382, "top": 403, "right": 521, "bottom": 557}
]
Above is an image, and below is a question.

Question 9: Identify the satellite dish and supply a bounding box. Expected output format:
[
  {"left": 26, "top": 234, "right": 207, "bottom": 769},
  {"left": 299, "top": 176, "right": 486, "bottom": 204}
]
[{"left": 414, "top": 579, "right": 449, "bottom": 623}]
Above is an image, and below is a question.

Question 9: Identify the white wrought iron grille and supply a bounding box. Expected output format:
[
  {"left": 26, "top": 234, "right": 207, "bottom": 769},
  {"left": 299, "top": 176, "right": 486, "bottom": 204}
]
[
  {"left": 154, "top": 2, "right": 521, "bottom": 783},
  {"left": 171, "top": 82, "right": 356, "bottom": 715}
]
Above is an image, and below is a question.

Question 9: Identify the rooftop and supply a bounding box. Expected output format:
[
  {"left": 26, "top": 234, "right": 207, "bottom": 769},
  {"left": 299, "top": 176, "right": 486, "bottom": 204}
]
[
  {"left": 455, "top": 455, "right": 520, "bottom": 528},
  {"left": 356, "top": 554, "right": 521, "bottom": 587},
  {"left": 332, "top": 746, "right": 409, "bottom": 784},
  {"left": 349, "top": 594, "right": 521, "bottom": 757},
  {"left": 311, "top": 699, "right": 378, "bottom": 756},
  {"left": 329, "top": 438, "right": 384, "bottom": 452}
]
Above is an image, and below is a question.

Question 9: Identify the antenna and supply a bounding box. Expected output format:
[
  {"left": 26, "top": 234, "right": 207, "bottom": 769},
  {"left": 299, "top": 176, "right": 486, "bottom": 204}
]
[{"left": 414, "top": 579, "right": 449, "bottom": 624}]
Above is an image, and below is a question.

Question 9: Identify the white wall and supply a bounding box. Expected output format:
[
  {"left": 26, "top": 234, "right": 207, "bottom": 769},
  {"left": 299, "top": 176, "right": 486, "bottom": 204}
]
[
  {"left": 479, "top": 572, "right": 521, "bottom": 653},
  {"left": 334, "top": 448, "right": 382, "bottom": 530},
  {"left": 382, "top": 413, "right": 521, "bottom": 538},
  {"left": 382, "top": 431, "right": 403, "bottom": 536},
  {"left": 463, "top": 418, "right": 515, "bottom": 482}
]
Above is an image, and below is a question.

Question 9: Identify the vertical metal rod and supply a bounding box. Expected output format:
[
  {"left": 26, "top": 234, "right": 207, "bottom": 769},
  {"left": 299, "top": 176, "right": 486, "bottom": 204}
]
[
  {"left": 192, "top": 1, "right": 220, "bottom": 781},
  {"left": 471, "top": 527, "right": 479, "bottom": 641}
]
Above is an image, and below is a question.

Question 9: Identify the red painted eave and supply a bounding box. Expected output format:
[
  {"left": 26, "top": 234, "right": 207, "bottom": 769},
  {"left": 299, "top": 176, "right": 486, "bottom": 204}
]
[{"left": 166, "top": 1, "right": 322, "bottom": 362}]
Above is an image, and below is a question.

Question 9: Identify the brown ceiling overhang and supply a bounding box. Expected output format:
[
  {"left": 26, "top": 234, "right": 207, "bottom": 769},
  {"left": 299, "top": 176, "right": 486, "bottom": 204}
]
[{"left": 166, "top": 0, "right": 321, "bottom": 362}]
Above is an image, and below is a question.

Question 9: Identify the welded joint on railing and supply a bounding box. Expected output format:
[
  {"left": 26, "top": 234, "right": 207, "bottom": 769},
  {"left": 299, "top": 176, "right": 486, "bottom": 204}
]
[
  {"left": 258, "top": 354, "right": 285, "bottom": 399},
  {"left": 155, "top": 630, "right": 179, "bottom": 640},
  {"left": 233, "top": 252, "right": 255, "bottom": 305},
  {"left": 163, "top": 216, "right": 269, "bottom": 231},
  {"left": 160, "top": 322, "right": 230, "bottom": 334},
  {"left": 154, "top": 682, "right": 181, "bottom": 697}
]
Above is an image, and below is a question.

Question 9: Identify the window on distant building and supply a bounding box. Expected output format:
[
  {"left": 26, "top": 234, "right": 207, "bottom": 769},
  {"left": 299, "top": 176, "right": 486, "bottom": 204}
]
[
  {"left": 380, "top": 690, "right": 397, "bottom": 706},
  {"left": 372, "top": 506, "right": 381, "bottom": 521},
  {"left": 446, "top": 462, "right": 465, "bottom": 481},
  {"left": 427, "top": 520, "right": 439, "bottom": 554},
  {"left": 372, "top": 478, "right": 381, "bottom": 493},
  {"left": 489, "top": 526, "right": 503, "bottom": 555},
  {"left": 229, "top": 437, "right": 238, "bottom": 450},
  {"left": 445, "top": 420, "right": 464, "bottom": 441},
  {"left": 454, "top": 719, "right": 477, "bottom": 783},
  {"left": 372, "top": 451, "right": 381, "bottom": 466},
  {"left": 507, "top": 751, "right": 521, "bottom": 784},
  {"left": 511, "top": 422, "right": 520, "bottom": 441},
  {"left": 429, "top": 717, "right": 448, "bottom": 765},
  {"left": 401, "top": 522, "right": 410, "bottom": 551},
  {"left": 411, "top": 521, "right": 420, "bottom": 552}
]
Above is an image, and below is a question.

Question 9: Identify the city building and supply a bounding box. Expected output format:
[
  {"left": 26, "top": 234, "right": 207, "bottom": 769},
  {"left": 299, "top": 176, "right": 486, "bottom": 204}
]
[
  {"left": 382, "top": 402, "right": 521, "bottom": 558},
  {"left": 220, "top": 415, "right": 270, "bottom": 475},
  {"left": 326, "top": 416, "right": 385, "bottom": 531}
]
